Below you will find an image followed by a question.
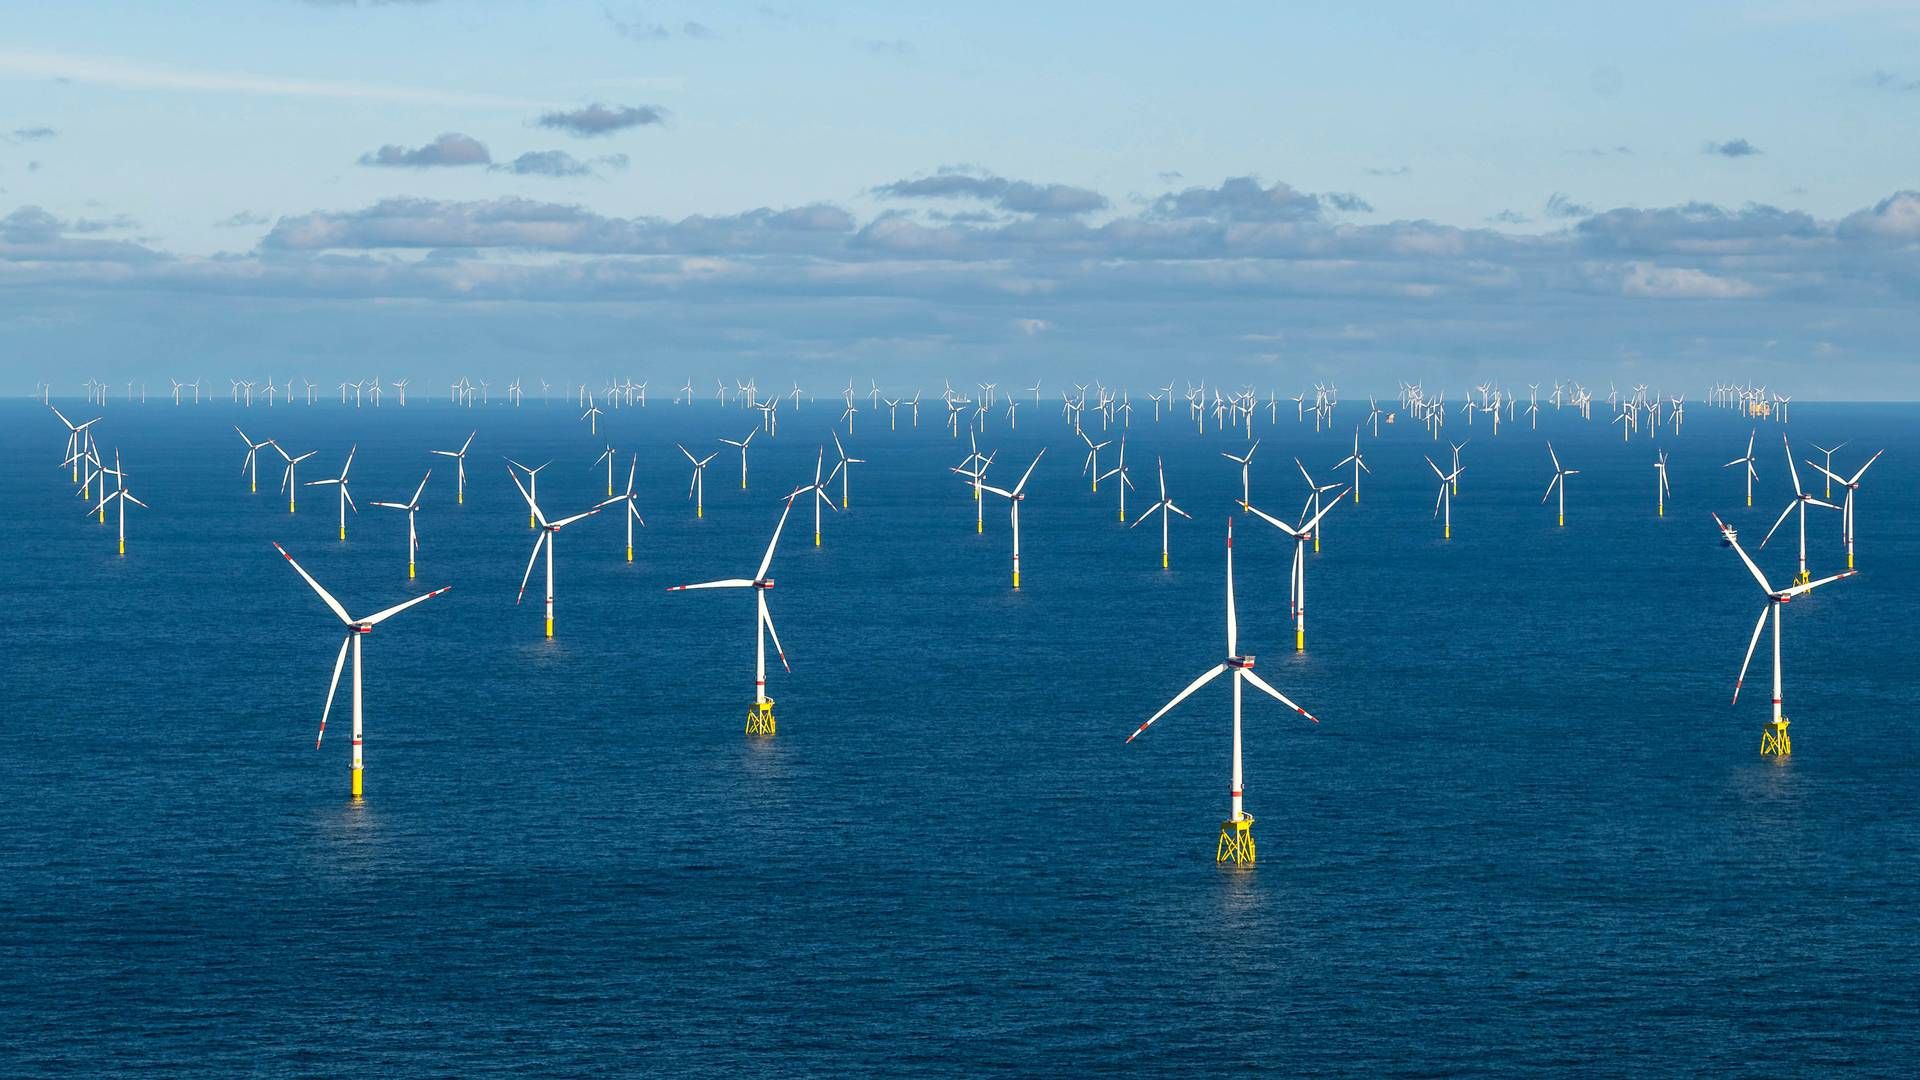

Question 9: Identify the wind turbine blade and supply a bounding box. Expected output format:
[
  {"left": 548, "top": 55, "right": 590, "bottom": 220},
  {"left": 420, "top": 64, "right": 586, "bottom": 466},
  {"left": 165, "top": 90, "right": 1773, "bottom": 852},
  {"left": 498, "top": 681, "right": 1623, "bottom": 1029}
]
[
  {"left": 760, "top": 595, "right": 790, "bottom": 673},
  {"left": 318, "top": 633, "right": 351, "bottom": 748},
  {"left": 1241, "top": 668, "right": 1320, "bottom": 723},
  {"left": 1848, "top": 449, "right": 1884, "bottom": 484},
  {"left": 755, "top": 498, "right": 795, "bottom": 580},
  {"left": 1784, "top": 569, "right": 1856, "bottom": 598},
  {"left": 668, "top": 578, "right": 755, "bottom": 591},
  {"left": 515, "top": 533, "right": 547, "bottom": 604},
  {"left": 1131, "top": 502, "right": 1162, "bottom": 527},
  {"left": 410, "top": 470, "right": 432, "bottom": 506},
  {"left": 363, "top": 585, "right": 453, "bottom": 626},
  {"left": 1240, "top": 500, "right": 1301, "bottom": 537},
  {"left": 1299, "top": 487, "right": 1348, "bottom": 532},
  {"left": 272, "top": 542, "right": 353, "bottom": 625},
  {"left": 549, "top": 507, "right": 602, "bottom": 529},
  {"left": 506, "top": 467, "right": 548, "bottom": 528},
  {"left": 1125, "top": 664, "right": 1227, "bottom": 743},
  {"left": 1759, "top": 501, "right": 1795, "bottom": 548},
  {"left": 1167, "top": 501, "right": 1192, "bottom": 519},
  {"left": 1717, "top": 518, "right": 1776, "bottom": 594},
  {"left": 1733, "top": 606, "right": 1768, "bottom": 704},
  {"left": 1013, "top": 448, "right": 1047, "bottom": 495}
]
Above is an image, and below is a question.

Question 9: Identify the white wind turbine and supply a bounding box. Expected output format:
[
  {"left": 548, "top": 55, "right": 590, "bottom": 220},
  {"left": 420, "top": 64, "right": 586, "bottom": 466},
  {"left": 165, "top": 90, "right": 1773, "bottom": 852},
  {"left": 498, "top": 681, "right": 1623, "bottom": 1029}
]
[
  {"left": 594, "top": 454, "right": 647, "bottom": 562},
  {"left": 370, "top": 470, "right": 432, "bottom": 578},
  {"left": 1131, "top": 455, "right": 1191, "bottom": 568},
  {"left": 828, "top": 431, "right": 864, "bottom": 508},
  {"left": 508, "top": 467, "right": 603, "bottom": 639},
  {"left": 1126, "top": 518, "right": 1321, "bottom": 864},
  {"left": 272, "top": 541, "right": 451, "bottom": 799},
  {"left": 719, "top": 428, "right": 757, "bottom": 489},
  {"left": 1541, "top": 442, "right": 1578, "bottom": 527},
  {"left": 1426, "top": 455, "right": 1463, "bottom": 539},
  {"left": 668, "top": 493, "right": 798, "bottom": 735},
  {"left": 430, "top": 430, "right": 475, "bottom": 505},
  {"left": 1654, "top": 449, "right": 1672, "bottom": 517},
  {"left": 1334, "top": 429, "right": 1370, "bottom": 504},
  {"left": 678, "top": 443, "right": 717, "bottom": 518},
  {"left": 88, "top": 449, "right": 148, "bottom": 556},
  {"left": 271, "top": 441, "right": 316, "bottom": 513},
  {"left": 1294, "top": 459, "right": 1340, "bottom": 552},
  {"left": 1715, "top": 512, "right": 1856, "bottom": 757},
  {"left": 1759, "top": 436, "right": 1838, "bottom": 586},
  {"left": 796, "top": 446, "right": 840, "bottom": 547},
  {"left": 1080, "top": 431, "right": 1110, "bottom": 492},
  {"left": 1221, "top": 439, "right": 1259, "bottom": 509},
  {"left": 304, "top": 445, "right": 357, "bottom": 540},
  {"left": 975, "top": 449, "right": 1045, "bottom": 589},
  {"left": 236, "top": 425, "right": 272, "bottom": 494},
  {"left": 1241, "top": 488, "right": 1348, "bottom": 652},
  {"left": 1806, "top": 449, "right": 1882, "bottom": 570},
  {"left": 1807, "top": 441, "right": 1848, "bottom": 500},
  {"left": 1723, "top": 429, "right": 1759, "bottom": 507},
  {"left": 592, "top": 445, "right": 619, "bottom": 497},
  {"left": 506, "top": 458, "right": 552, "bottom": 529}
]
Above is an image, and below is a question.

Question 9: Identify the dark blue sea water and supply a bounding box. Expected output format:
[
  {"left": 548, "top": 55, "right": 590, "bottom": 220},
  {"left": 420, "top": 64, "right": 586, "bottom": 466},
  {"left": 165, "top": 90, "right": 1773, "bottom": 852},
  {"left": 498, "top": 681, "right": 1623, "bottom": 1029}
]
[{"left": 3, "top": 396, "right": 1916, "bottom": 1076}]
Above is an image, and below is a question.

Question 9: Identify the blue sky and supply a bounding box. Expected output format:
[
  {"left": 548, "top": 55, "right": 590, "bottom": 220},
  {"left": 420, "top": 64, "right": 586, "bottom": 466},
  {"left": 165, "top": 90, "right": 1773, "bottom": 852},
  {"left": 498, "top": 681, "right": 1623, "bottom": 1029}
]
[{"left": 4, "top": 1, "right": 1919, "bottom": 395}]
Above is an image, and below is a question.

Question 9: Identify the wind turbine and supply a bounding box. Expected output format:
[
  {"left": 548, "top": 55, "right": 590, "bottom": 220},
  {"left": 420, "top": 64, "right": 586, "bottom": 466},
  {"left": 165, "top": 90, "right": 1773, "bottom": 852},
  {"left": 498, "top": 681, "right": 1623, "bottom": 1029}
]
[
  {"left": 1541, "top": 442, "right": 1578, "bottom": 527},
  {"left": 1759, "top": 436, "right": 1837, "bottom": 585},
  {"left": 1125, "top": 518, "right": 1321, "bottom": 864},
  {"left": 1426, "top": 456, "right": 1463, "bottom": 539},
  {"left": 1097, "top": 436, "right": 1135, "bottom": 520},
  {"left": 370, "top": 470, "right": 432, "bottom": 578},
  {"left": 1806, "top": 449, "right": 1882, "bottom": 570},
  {"left": 1724, "top": 430, "right": 1758, "bottom": 507},
  {"left": 595, "top": 454, "right": 647, "bottom": 562},
  {"left": 795, "top": 446, "right": 839, "bottom": 547},
  {"left": 1334, "top": 429, "right": 1370, "bottom": 504},
  {"left": 976, "top": 449, "right": 1045, "bottom": 589},
  {"left": 304, "top": 445, "right": 357, "bottom": 541},
  {"left": 235, "top": 425, "right": 271, "bottom": 494},
  {"left": 1080, "top": 431, "right": 1110, "bottom": 492},
  {"left": 678, "top": 443, "right": 717, "bottom": 518},
  {"left": 1131, "top": 455, "right": 1191, "bottom": 568},
  {"left": 430, "top": 431, "right": 475, "bottom": 504},
  {"left": 1807, "top": 442, "right": 1848, "bottom": 500},
  {"left": 88, "top": 449, "right": 147, "bottom": 555},
  {"left": 1715, "top": 512, "right": 1855, "bottom": 757},
  {"left": 668, "top": 494, "right": 798, "bottom": 735},
  {"left": 1241, "top": 489, "right": 1348, "bottom": 652},
  {"left": 1654, "top": 449, "right": 1671, "bottom": 517},
  {"left": 271, "top": 541, "right": 451, "bottom": 798},
  {"left": 581, "top": 404, "right": 603, "bottom": 435},
  {"left": 271, "top": 441, "right": 317, "bottom": 513},
  {"left": 508, "top": 468, "right": 602, "bottom": 639},
  {"left": 507, "top": 458, "right": 552, "bottom": 529},
  {"left": 719, "top": 428, "right": 757, "bottom": 489},
  {"left": 592, "top": 445, "right": 619, "bottom": 497},
  {"left": 1294, "top": 459, "right": 1340, "bottom": 552},
  {"left": 828, "top": 431, "right": 864, "bottom": 508},
  {"left": 1221, "top": 440, "right": 1258, "bottom": 509}
]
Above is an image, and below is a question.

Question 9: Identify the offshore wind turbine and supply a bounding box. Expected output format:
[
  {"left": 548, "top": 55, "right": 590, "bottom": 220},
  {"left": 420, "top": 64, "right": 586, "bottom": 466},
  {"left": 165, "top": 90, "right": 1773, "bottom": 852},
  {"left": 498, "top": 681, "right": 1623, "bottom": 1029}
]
[
  {"left": 1654, "top": 449, "right": 1671, "bottom": 517},
  {"left": 271, "top": 441, "right": 316, "bottom": 513},
  {"left": 1541, "top": 442, "right": 1578, "bottom": 527},
  {"left": 1426, "top": 455, "right": 1463, "bottom": 539},
  {"left": 235, "top": 425, "right": 271, "bottom": 494},
  {"left": 1080, "top": 431, "right": 1110, "bottom": 492},
  {"left": 1806, "top": 449, "right": 1882, "bottom": 570},
  {"left": 796, "top": 446, "right": 839, "bottom": 547},
  {"left": 595, "top": 454, "right": 647, "bottom": 562},
  {"left": 507, "top": 458, "right": 552, "bottom": 529},
  {"left": 1808, "top": 441, "right": 1847, "bottom": 499},
  {"left": 1334, "top": 429, "right": 1370, "bottom": 504},
  {"left": 509, "top": 467, "right": 602, "bottom": 638},
  {"left": 1242, "top": 488, "right": 1348, "bottom": 652},
  {"left": 1131, "top": 455, "right": 1191, "bottom": 568},
  {"left": 1724, "top": 430, "right": 1759, "bottom": 507},
  {"left": 719, "top": 428, "right": 757, "bottom": 489},
  {"left": 370, "top": 470, "right": 431, "bottom": 578},
  {"left": 1097, "top": 436, "right": 1135, "bottom": 521},
  {"left": 304, "top": 445, "right": 357, "bottom": 540},
  {"left": 976, "top": 449, "right": 1045, "bottom": 589},
  {"left": 1759, "top": 436, "right": 1837, "bottom": 585},
  {"left": 592, "top": 445, "right": 619, "bottom": 497},
  {"left": 1221, "top": 440, "right": 1259, "bottom": 509},
  {"left": 668, "top": 493, "right": 797, "bottom": 735},
  {"left": 88, "top": 449, "right": 147, "bottom": 555},
  {"left": 429, "top": 430, "right": 475, "bottom": 505},
  {"left": 1125, "top": 518, "right": 1321, "bottom": 865},
  {"left": 678, "top": 443, "right": 717, "bottom": 518},
  {"left": 828, "top": 431, "right": 864, "bottom": 508},
  {"left": 1715, "top": 512, "right": 1855, "bottom": 757},
  {"left": 272, "top": 541, "right": 451, "bottom": 799},
  {"left": 1294, "top": 459, "right": 1340, "bottom": 552}
]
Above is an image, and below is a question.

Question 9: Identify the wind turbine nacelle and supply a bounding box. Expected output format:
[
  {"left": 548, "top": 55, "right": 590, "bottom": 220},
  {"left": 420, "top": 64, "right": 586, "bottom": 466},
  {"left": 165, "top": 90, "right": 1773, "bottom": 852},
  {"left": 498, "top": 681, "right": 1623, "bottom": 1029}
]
[
  {"left": 1229, "top": 655, "right": 1255, "bottom": 669},
  {"left": 756, "top": 580, "right": 775, "bottom": 589},
  {"left": 354, "top": 624, "right": 373, "bottom": 634}
]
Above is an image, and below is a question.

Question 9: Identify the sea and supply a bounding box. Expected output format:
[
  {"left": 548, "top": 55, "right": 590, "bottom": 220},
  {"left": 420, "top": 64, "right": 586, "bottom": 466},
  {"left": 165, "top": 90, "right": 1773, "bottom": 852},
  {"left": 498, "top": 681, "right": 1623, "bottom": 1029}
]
[{"left": 3, "top": 395, "right": 1916, "bottom": 1076}]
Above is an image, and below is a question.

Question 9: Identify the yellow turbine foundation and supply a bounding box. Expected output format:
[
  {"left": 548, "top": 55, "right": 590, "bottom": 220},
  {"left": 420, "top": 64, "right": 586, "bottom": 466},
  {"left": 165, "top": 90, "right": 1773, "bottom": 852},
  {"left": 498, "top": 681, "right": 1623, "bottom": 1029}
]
[
  {"left": 1444, "top": 523, "right": 1451, "bottom": 540},
  {"left": 351, "top": 766, "right": 363, "bottom": 799},
  {"left": 1558, "top": 513, "right": 1564, "bottom": 527},
  {"left": 339, "top": 526, "right": 346, "bottom": 541},
  {"left": 627, "top": 546, "right": 633, "bottom": 563},
  {"left": 746, "top": 698, "right": 776, "bottom": 736},
  {"left": 814, "top": 532, "right": 821, "bottom": 547},
  {"left": 118, "top": 538, "right": 125, "bottom": 556},
  {"left": 1848, "top": 551, "right": 1854, "bottom": 569},
  {"left": 545, "top": 617, "right": 553, "bottom": 639},
  {"left": 1161, "top": 552, "right": 1168, "bottom": 569},
  {"left": 1793, "top": 570, "right": 1811, "bottom": 585},
  {"left": 696, "top": 506, "right": 702, "bottom": 518},
  {"left": 408, "top": 561, "right": 416, "bottom": 579},
  {"left": 1761, "top": 718, "right": 1791, "bottom": 757},
  {"left": 1296, "top": 628, "right": 1304, "bottom": 652},
  {"left": 1217, "top": 816, "right": 1255, "bottom": 864},
  {"left": 458, "top": 491, "right": 463, "bottom": 505}
]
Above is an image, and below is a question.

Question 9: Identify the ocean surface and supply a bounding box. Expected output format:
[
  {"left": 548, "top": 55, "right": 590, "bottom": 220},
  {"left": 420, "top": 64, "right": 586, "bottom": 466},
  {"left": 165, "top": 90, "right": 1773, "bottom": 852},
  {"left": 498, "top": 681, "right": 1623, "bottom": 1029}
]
[{"left": 3, "top": 395, "right": 1916, "bottom": 1076}]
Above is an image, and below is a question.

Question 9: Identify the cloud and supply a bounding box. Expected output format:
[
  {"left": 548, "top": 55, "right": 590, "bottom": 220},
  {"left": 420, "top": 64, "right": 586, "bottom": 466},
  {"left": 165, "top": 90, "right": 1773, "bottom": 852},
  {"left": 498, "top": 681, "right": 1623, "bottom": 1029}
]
[
  {"left": 492, "top": 150, "right": 630, "bottom": 177},
  {"left": 0, "top": 205, "right": 159, "bottom": 262},
  {"left": 1837, "top": 190, "right": 1920, "bottom": 241},
  {"left": 1545, "top": 192, "right": 1592, "bottom": 219},
  {"left": 1705, "top": 138, "right": 1762, "bottom": 157},
  {"left": 874, "top": 167, "right": 1108, "bottom": 216},
  {"left": 216, "top": 211, "right": 272, "bottom": 228},
  {"left": 1488, "top": 209, "right": 1531, "bottom": 225},
  {"left": 1147, "top": 176, "right": 1368, "bottom": 222},
  {"left": 10, "top": 126, "right": 56, "bottom": 141},
  {"left": 606, "top": 9, "right": 718, "bottom": 40},
  {"left": 1620, "top": 261, "right": 1759, "bottom": 299},
  {"left": 1366, "top": 165, "right": 1411, "bottom": 177},
  {"left": 865, "top": 39, "right": 915, "bottom": 57},
  {"left": 357, "top": 132, "right": 491, "bottom": 168},
  {"left": 1867, "top": 69, "right": 1920, "bottom": 91},
  {"left": 1013, "top": 317, "right": 1051, "bottom": 335},
  {"left": 536, "top": 103, "right": 668, "bottom": 137}
]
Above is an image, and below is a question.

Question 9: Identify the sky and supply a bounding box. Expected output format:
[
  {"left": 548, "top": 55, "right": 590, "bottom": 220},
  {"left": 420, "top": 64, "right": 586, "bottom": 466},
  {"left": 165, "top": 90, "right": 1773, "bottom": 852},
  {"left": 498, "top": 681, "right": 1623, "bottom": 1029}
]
[{"left": 3, "top": 1, "right": 1919, "bottom": 397}]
